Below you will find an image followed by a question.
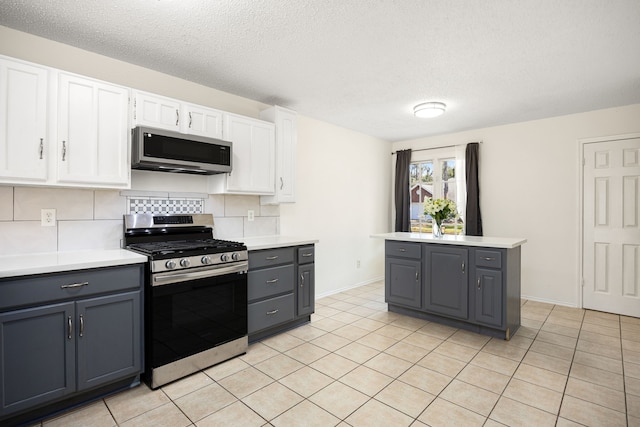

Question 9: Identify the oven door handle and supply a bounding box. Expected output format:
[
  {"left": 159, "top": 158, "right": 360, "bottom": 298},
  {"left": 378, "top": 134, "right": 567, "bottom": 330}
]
[{"left": 152, "top": 262, "right": 248, "bottom": 286}]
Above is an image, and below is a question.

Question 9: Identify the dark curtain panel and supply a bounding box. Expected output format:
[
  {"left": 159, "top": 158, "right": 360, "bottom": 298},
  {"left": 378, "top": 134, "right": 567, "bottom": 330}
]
[
  {"left": 465, "top": 143, "right": 483, "bottom": 236},
  {"left": 394, "top": 149, "right": 412, "bottom": 232}
]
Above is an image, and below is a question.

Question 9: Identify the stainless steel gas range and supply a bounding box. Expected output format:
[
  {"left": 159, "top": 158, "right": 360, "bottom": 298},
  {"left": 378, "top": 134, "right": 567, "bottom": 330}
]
[{"left": 123, "top": 213, "right": 248, "bottom": 389}]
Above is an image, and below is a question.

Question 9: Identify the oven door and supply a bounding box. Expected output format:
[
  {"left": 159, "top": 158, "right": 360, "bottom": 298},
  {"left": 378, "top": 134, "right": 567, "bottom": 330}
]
[{"left": 148, "top": 263, "right": 248, "bottom": 370}]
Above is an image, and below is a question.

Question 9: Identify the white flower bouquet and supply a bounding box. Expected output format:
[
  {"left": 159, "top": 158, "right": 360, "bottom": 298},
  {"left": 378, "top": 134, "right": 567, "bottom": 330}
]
[{"left": 423, "top": 198, "right": 457, "bottom": 226}]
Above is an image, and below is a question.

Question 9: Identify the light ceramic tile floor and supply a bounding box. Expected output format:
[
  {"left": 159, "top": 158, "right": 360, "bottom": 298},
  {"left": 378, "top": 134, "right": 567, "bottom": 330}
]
[{"left": 30, "top": 281, "right": 640, "bottom": 427}]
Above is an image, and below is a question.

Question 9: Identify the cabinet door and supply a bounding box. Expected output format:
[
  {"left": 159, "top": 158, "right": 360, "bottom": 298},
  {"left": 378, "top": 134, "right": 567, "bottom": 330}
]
[
  {"left": 474, "top": 268, "right": 504, "bottom": 328},
  {"left": 57, "top": 74, "right": 130, "bottom": 187},
  {"left": 222, "top": 114, "right": 275, "bottom": 194},
  {"left": 423, "top": 245, "right": 468, "bottom": 319},
  {"left": 385, "top": 257, "right": 422, "bottom": 308},
  {"left": 260, "top": 106, "right": 296, "bottom": 204},
  {"left": 0, "top": 302, "right": 75, "bottom": 417},
  {"left": 133, "top": 91, "right": 181, "bottom": 131},
  {"left": 0, "top": 58, "right": 48, "bottom": 182},
  {"left": 182, "top": 104, "right": 223, "bottom": 139},
  {"left": 297, "top": 263, "right": 315, "bottom": 316},
  {"left": 76, "top": 291, "right": 141, "bottom": 391}
]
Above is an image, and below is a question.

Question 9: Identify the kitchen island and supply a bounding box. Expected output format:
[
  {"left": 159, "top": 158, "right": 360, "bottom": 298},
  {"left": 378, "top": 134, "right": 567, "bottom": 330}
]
[{"left": 372, "top": 232, "right": 526, "bottom": 340}]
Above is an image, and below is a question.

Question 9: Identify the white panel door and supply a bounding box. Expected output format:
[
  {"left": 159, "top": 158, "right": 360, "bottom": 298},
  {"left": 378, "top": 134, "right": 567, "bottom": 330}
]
[
  {"left": 0, "top": 58, "right": 48, "bottom": 182},
  {"left": 182, "top": 104, "right": 223, "bottom": 139},
  {"left": 583, "top": 137, "right": 640, "bottom": 317},
  {"left": 132, "top": 91, "right": 180, "bottom": 131}
]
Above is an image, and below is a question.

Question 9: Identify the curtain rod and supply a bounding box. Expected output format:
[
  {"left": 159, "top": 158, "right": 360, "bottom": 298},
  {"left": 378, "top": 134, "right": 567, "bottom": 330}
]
[{"left": 391, "top": 141, "right": 481, "bottom": 155}]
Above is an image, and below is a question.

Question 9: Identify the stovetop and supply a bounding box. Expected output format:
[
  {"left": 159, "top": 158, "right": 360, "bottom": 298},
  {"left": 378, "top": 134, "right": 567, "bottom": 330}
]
[{"left": 126, "top": 239, "right": 246, "bottom": 257}]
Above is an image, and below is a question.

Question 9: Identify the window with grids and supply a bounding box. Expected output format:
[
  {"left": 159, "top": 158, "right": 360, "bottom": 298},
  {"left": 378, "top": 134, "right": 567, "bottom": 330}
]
[{"left": 409, "top": 157, "right": 463, "bottom": 234}]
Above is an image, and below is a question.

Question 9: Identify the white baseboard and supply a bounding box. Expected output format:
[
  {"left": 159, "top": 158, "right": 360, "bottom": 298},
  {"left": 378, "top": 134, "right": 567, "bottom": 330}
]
[
  {"left": 521, "top": 294, "right": 578, "bottom": 308},
  {"left": 316, "top": 276, "right": 384, "bottom": 300}
]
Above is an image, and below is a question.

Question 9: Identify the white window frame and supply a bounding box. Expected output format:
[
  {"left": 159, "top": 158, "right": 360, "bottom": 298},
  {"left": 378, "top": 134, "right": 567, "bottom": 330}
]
[{"left": 409, "top": 145, "right": 467, "bottom": 233}]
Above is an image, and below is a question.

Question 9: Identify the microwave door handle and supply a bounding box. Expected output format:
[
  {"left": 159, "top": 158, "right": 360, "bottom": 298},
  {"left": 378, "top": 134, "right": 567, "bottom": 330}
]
[{"left": 157, "top": 166, "right": 208, "bottom": 174}]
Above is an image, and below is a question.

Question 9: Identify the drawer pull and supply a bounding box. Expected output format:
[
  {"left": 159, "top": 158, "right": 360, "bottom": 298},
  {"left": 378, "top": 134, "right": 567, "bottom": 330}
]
[
  {"left": 266, "top": 309, "right": 279, "bottom": 315},
  {"left": 265, "top": 256, "right": 279, "bottom": 260},
  {"left": 266, "top": 278, "right": 279, "bottom": 284},
  {"left": 60, "top": 281, "right": 89, "bottom": 289},
  {"left": 67, "top": 315, "right": 73, "bottom": 340},
  {"left": 302, "top": 253, "right": 313, "bottom": 257},
  {"left": 397, "top": 248, "right": 406, "bottom": 252},
  {"left": 79, "top": 314, "right": 84, "bottom": 337},
  {"left": 482, "top": 257, "right": 496, "bottom": 261}
]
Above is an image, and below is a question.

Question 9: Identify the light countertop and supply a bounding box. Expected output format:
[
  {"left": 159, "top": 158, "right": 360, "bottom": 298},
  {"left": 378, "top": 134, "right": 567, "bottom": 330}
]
[
  {"left": 235, "top": 236, "right": 319, "bottom": 251},
  {"left": 371, "top": 232, "right": 526, "bottom": 249},
  {"left": 0, "top": 249, "right": 148, "bottom": 278}
]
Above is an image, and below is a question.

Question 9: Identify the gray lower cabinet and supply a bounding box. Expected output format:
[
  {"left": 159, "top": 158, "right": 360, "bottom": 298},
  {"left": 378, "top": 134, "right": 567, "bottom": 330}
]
[
  {"left": 423, "top": 245, "right": 468, "bottom": 319},
  {"left": 0, "top": 264, "right": 143, "bottom": 422},
  {"left": 385, "top": 241, "right": 421, "bottom": 309},
  {"left": 248, "top": 245, "right": 315, "bottom": 342},
  {"left": 384, "top": 241, "right": 520, "bottom": 339}
]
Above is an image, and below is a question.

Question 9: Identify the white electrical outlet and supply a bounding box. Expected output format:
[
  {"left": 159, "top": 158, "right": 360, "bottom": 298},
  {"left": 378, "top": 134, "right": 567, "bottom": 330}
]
[
  {"left": 41, "top": 209, "right": 56, "bottom": 227},
  {"left": 247, "top": 210, "right": 255, "bottom": 222}
]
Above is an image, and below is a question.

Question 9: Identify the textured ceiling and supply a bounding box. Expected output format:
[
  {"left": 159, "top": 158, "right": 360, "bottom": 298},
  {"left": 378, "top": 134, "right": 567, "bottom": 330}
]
[{"left": 1, "top": 0, "right": 639, "bottom": 142}]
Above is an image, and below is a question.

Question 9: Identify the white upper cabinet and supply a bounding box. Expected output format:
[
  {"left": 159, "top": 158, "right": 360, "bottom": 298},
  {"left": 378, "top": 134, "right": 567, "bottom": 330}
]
[
  {"left": 182, "top": 104, "right": 223, "bottom": 139},
  {"left": 209, "top": 113, "right": 275, "bottom": 195},
  {"left": 0, "top": 58, "right": 49, "bottom": 183},
  {"left": 132, "top": 90, "right": 223, "bottom": 139},
  {"left": 56, "top": 73, "right": 130, "bottom": 187},
  {"left": 260, "top": 106, "right": 297, "bottom": 204}
]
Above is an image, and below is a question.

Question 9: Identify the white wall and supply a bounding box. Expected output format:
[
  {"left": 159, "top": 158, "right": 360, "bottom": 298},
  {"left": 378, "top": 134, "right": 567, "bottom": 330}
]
[
  {"left": 392, "top": 104, "right": 640, "bottom": 307},
  {"left": 280, "top": 116, "right": 391, "bottom": 296},
  {"left": 0, "top": 26, "right": 391, "bottom": 297}
]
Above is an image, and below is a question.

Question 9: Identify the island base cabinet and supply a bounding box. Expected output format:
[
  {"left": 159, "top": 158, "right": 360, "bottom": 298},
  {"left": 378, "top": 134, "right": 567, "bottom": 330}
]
[{"left": 384, "top": 241, "right": 521, "bottom": 340}]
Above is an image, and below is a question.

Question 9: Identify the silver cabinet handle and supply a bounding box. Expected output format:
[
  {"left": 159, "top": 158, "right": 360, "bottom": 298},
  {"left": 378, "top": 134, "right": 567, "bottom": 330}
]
[
  {"left": 39, "top": 138, "right": 44, "bottom": 159},
  {"left": 415, "top": 271, "right": 419, "bottom": 281},
  {"left": 477, "top": 278, "right": 481, "bottom": 290},
  {"left": 67, "top": 315, "right": 73, "bottom": 340},
  {"left": 176, "top": 109, "right": 179, "bottom": 126},
  {"left": 62, "top": 140, "right": 66, "bottom": 161},
  {"left": 266, "top": 309, "right": 279, "bottom": 315},
  {"left": 79, "top": 314, "right": 84, "bottom": 337},
  {"left": 60, "top": 281, "right": 89, "bottom": 289},
  {"left": 482, "top": 257, "right": 495, "bottom": 261},
  {"left": 189, "top": 112, "right": 192, "bottom": 128},
  {"left": 280, "top": 177, "right": 284, "bottom": 190},
  {"left": 462, "top": 262, "right": 465, "bottom": 273},
  {"left": 302, "top": 253, "right": 313, "bottom": 257},
  {"left": 266, "top": 255, "right": 279, "bottom": 260},
  {"left": 300, "top": 274, "right": 304, "bottom": 287},
  {"left": 397, "top": 248, "right": 406, "bottom": 252},
  {"left": 266, "top": 278, "right": 279, "bottom": 284}
]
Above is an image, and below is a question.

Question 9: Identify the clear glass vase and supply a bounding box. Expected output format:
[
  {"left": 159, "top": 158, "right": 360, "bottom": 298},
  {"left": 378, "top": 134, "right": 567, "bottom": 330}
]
[{"left": 432, "top": 220, "right": 443, "bottom": 238}]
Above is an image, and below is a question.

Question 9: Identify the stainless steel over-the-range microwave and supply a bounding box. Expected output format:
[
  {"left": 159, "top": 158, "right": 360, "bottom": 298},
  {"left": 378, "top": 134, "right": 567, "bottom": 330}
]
[{"left": 131, "top": 126, "right": 232, "bottom": 175}]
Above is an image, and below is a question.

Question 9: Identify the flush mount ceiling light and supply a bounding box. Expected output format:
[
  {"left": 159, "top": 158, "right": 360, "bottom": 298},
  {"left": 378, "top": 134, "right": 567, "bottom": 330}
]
[{"left": 414, "top": 102, "right": 446, "bottom": 118}]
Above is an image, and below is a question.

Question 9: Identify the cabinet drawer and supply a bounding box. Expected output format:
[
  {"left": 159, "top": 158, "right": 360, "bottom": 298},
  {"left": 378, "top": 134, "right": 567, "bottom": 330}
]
[
  {"left": 248, "top": 265, "right": 294, "bottom": 301},
  {"left": 249, "top": 248, "right": 295, "bottom": 269},
  {"left": 386, "top": 241, "right": 421, "bottom": 259},
  {"left": 248, "top": 294, "right": 294, "bottom": 334},
  {"left": 0, "top": 264, "right": 144, "bottom": 311},
  {"left": 297, "top": 246, "right": 315, "bottom": 264},
  {"left": 475, "top": 249, "right": 502, "bottom": 269}
]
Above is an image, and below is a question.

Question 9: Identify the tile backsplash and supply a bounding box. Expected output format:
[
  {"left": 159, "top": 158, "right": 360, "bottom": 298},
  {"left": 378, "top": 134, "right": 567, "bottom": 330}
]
[{"left": 0, "top": 186, "right": 279, "bottom": 256}]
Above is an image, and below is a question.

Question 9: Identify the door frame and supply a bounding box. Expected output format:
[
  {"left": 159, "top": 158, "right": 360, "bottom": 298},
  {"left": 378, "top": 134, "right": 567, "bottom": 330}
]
[{"left": 578, "top": 132, "right": 640, "bottom": 310}]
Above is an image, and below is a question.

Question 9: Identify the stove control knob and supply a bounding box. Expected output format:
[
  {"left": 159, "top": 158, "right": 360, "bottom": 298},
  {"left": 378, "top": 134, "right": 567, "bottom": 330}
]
[
  {"left": 165, "top": 260, "right": 177, "bottom": 270},
  {"left": 220, "top": 253, "right": 230, "bottom": 262},
  {"left": 180, "top": 258, "right": 191, "bottom": 268},
  {"left": 232, "top": 252, "right": 240, "bottom": 261},
  {"left": 201, "top": 256, "right": 212, "bottom": 265}
]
